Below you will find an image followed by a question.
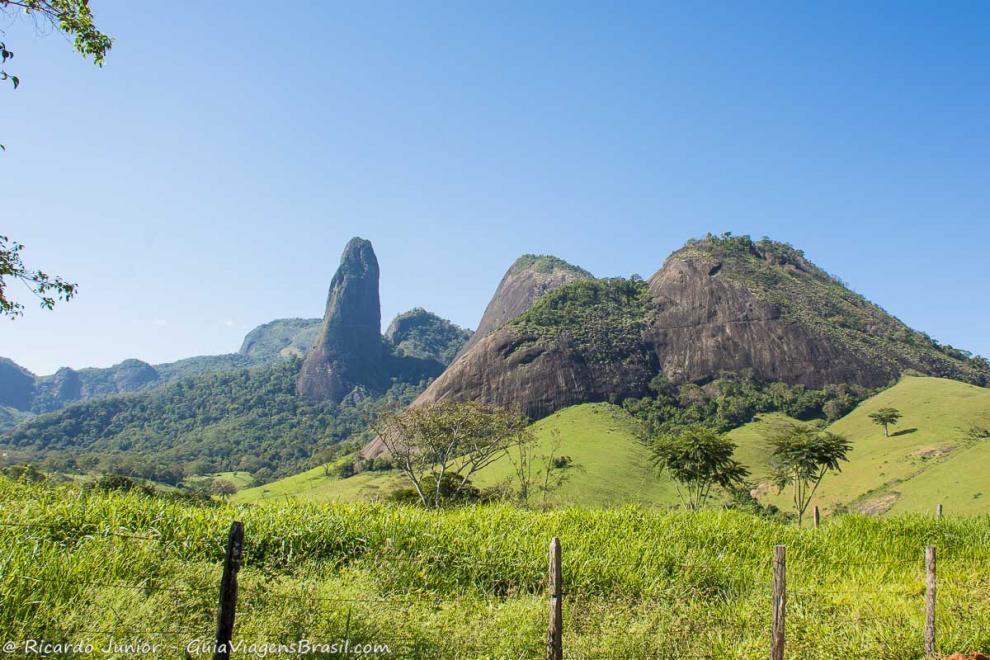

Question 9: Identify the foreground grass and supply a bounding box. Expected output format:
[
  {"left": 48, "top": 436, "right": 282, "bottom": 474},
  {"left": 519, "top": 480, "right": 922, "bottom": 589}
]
[{"left": 2, "top": 477, "right": 989, "bottom": 658}]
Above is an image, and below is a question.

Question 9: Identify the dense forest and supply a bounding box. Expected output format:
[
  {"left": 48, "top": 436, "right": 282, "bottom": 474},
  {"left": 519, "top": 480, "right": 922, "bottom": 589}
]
[
  {"left": 622, "top": 370, "right": 874, "bottom": 435},
  {"left": 1, "top": 357, "right": 425, "bottom": 485}
]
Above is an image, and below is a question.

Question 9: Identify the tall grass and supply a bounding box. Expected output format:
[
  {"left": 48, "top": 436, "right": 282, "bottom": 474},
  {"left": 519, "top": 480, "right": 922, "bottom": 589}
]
[{"left": 1, "top": 476, "right": 988, "bottom": 658}]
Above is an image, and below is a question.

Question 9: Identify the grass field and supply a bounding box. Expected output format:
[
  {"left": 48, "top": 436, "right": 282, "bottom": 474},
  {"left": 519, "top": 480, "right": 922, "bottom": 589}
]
[
  {"left": 239, "top": 376, "right": 990, "bottom": 519},
  {"left": 183, "top": 471, "right": 256, "bottom": 490},
  {"left": 237, "top": 403, "right": 682, "bottom": 508},
  {"left": 3, "top": 476, "right": 989, "bottom": 658}
]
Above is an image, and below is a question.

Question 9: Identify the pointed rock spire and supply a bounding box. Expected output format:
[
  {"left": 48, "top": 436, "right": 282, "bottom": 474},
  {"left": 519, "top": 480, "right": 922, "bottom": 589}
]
[{"left": 296, "top": 237, "right": 385, "bottom": 401}]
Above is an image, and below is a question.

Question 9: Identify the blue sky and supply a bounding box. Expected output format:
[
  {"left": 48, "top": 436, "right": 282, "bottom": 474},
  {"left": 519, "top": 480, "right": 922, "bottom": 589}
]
[{"left": 2, "top": 1, "right": 987, "bottom": 375}]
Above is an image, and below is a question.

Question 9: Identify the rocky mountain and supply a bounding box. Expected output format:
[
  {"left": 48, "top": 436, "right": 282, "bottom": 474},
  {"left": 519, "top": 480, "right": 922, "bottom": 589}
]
[
  {"left": 296, "top": 237, "right": 460, "bottom": 403},
  {"left": 399, "top": 235, "right": 989, "bottom": 425},
  {"left": 456, "top": 255, "right": 593, "bottom": 358},
  {"left": 0, "top": 358, "right": 35, "bottom": 410},
  {"left": 239, "top": 318, "right": 322, "bottom": 360},
  {"left": 296, "top": 238, "right": 389, "bottom": 401},
  {"left": 1, "top": 237, "right": 466, "bottom": 434},
  {"left": 385, "top": 308, "right": 471, "bottom": 366}
]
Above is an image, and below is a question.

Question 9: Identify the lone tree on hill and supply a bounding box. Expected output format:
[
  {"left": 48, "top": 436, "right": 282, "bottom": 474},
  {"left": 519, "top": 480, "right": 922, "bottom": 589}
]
[
  {"left": 768, "top": 422, "right": 851, "bottom": 526},
  {"left": 650, "top": 424, "right": 749, "bottom": 510},
  {"left": 869, "top": 407, "right": 902, "bottom": 438},
  {"left": 371, "top": 401, "right": 530, "bottom": 508}
]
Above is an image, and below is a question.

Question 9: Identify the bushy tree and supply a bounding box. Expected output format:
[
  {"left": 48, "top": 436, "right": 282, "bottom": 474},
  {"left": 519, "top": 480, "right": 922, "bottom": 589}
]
[
  {"left": 650, "top": 424, "right": 749, "bottom": 510},
  {"left": 868, "top": 408, "right": 902, "bottom": 438},
  {"left": 768, "top": 423, "right": 851, "bottom": 526},
  {"left": 210, "top": 478, "right": 238, "bottom": 499},
  {"left": 372, "top": 401, "right": 530, "bottom": 508}
]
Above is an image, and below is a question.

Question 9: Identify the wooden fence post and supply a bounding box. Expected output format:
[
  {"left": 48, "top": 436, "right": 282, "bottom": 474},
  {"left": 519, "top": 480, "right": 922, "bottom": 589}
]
[
  {"left": 213, "top": 521, "right": 244, "bottom": 660},
  {"left": 547, "top": 537, "right": 562, "bottom": 660},
  {"left": 771, "top": 545, "right": 786, "bottom": 660},
  {"left": 935, "top": 504, "right": 943, "bottom": 520},
  {"left": 925, "top": 545, "right": 936, "bottom": 658},
  {"left": 813, "top": 505, "right": 820, "bottom": 529}
]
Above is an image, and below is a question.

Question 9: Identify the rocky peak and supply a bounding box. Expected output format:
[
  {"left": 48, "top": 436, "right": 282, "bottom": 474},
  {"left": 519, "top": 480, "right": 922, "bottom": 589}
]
[
  {"left": 456, "top": 254, "right": 593, "bottom": 358},
  {"left": 386, "top": 234, "right": 989, "bottom": 435},
  {"left": 296, "top": 237, "right": 386, "bottom": 402}
]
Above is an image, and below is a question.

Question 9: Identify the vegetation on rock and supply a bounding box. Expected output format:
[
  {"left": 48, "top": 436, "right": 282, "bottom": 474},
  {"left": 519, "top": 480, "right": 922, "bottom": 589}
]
[
  {"left": 508, "top": 277, "right": 649, "bottom": 363},
  {"left": 384, "top": 307, "right": 471, "bottom": 365}
]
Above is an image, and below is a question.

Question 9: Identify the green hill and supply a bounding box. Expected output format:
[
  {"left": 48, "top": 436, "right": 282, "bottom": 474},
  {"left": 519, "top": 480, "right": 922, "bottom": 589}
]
[
  {"left": 731, "top": 377, "right": 990, "bottom": 517},
  {"left": 243, "top": 376, "right": 990, "bottom": 517},
  {"left": 237, "top": 403, "right": 679, "bottom": 507}
]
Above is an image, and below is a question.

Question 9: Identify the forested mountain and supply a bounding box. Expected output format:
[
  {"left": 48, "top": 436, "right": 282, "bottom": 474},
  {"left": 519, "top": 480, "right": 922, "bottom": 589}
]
[{"left": 2, "top": 357, "right": 424, "bottom": 484}]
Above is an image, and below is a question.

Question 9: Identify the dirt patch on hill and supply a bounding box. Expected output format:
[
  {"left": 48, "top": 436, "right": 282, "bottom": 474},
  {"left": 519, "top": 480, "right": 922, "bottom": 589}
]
[
  {"left": 858, "top": 493, "right": 899, "bottom": 516},
  {"left": 911, "top": 446, "right": 954, "bottom": 460},
  {"left": 750, "top": 482, "right": 774, "bottom": 499}
]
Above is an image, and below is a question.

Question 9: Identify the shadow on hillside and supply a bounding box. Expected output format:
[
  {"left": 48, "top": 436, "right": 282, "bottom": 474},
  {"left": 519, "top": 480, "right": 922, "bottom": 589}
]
[{"left": 891, "top": 428, "right": 918, "bottom": 437}]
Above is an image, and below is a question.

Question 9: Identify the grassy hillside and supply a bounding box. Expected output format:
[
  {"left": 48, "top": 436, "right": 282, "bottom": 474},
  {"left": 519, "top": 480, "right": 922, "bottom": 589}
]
[
  {"left": 3, "top": 477, "right": 989, "bottom": 658},
  {"left": 824, "top": 376, "right": 990, "bottom": 516},
  {"left": 730, "top": 377, "right": 990, "bottom": 517},
  {"left": 246, "top": 376, "right": 990, "bottom": 520},
  {"left": 237, "top": 403, "right": 679, "bottom": 507},
  {"left": 471, "top": 403, "right": 678, "bottom": 507}
]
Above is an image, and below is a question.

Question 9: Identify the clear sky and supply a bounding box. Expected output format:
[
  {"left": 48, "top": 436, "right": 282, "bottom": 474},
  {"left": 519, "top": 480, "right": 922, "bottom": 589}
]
[{"left": 2, "top": 1, "right": 987, "bottom": 375}]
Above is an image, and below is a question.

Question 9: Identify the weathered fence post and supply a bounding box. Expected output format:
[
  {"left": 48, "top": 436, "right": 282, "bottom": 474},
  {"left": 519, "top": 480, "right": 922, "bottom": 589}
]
[
  {"left": 925, "top": 545, "right": 936, "bottom": 658},
  {"left": 213, "top": 521, "right": 244, "bottom": 660},
  {"left": 813, "top": 505, "right": 820, "bottom": 529},
  {"left": 935, "top": 503, "right": 943, "bottom": 520},
  {"left": 771, "top": 545, "right": 786, "bottom": 660},
  {"left": 547, "top": 537, "right": 562, "bottom": 660}
]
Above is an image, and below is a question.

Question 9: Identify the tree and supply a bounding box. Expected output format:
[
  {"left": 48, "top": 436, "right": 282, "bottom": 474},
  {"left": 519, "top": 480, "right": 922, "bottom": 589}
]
[
  {"left": 371, "top": 401, "right": 530, "bottom": 508},
  {"left": 868, "top": 407, "right": 902, "bottom": 438},
  {"left": 1, "top": 0, "right": 112, "bottom": 147},
  {"left": 649, "top": 424, "right": 749, "bottom": 510},
  {"left": 209, "top": 478, "right": 238, "bottom": 500},
  {"left": 2, "top": 2, "right": 111, "bottom": 313},
  {"left": 506, "top": 427, "right": 574, "bottom": 508},
  {"left": 768, "top": 423, "right": 851, "bottom": 526},
  {"left": 0, "top": 235, "right": 78, "bottom": 318}
]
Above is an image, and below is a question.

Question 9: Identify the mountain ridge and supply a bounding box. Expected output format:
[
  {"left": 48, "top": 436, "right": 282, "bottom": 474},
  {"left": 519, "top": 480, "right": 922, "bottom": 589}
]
[{"left": 393, "top": 234, "right": 988, "bottom": 430}]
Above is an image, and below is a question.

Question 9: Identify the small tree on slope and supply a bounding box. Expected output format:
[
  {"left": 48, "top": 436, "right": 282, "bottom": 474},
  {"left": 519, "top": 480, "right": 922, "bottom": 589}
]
[
  {"left": 650, "top": 424, "right": 749, "bottom": 510},
  {"left": 869, "top": 407, "right": 902, "bottom": 438},
  {"left": 768, "top": 423, "right": 851, "bottom": 526}
]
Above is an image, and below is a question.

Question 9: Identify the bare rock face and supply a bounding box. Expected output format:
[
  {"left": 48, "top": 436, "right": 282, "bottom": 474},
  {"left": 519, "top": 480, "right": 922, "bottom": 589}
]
[
  {"left": 367, "top": 236, "right": 988, "bottom": 448},
  {"left": 457, "top": 255, "right": 592, "bottom": 357},
  {"left": 296, "top": 237, "right": 386, "bottom": 402},
  {"left": 644, "top": 252, "right": 875, "bottom": 388},
  {"left": 110, "top": 359, "right": 160, "bottom": 393},
  {"left": 411, "top": 328, "right": 656, "bottom": 420}
]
